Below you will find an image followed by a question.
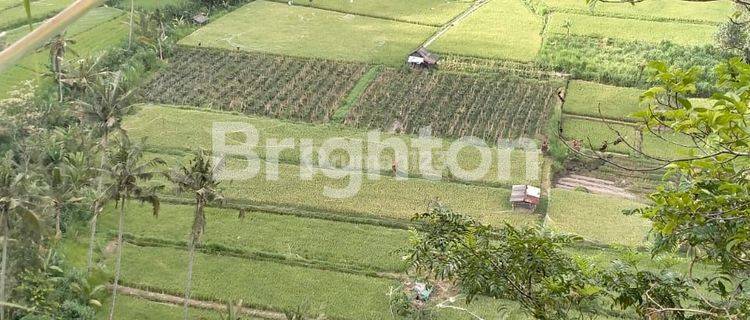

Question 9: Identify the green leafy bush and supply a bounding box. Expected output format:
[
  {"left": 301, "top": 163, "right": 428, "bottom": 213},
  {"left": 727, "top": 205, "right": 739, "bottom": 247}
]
[{"left": 537, "top": 35, "right": 727, "bottom": 96}]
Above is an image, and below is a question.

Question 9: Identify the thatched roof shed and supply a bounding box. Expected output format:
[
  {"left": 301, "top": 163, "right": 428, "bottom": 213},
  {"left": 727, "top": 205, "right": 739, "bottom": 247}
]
[{"left": 407, "top": 47, "right": 439, "bottom": 67}]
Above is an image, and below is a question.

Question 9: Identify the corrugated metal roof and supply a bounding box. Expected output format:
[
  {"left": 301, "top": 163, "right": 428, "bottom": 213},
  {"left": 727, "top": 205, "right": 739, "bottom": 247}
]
[
  {"left": 527, "top": 186, "right": 541, "bottom": 198},
  {"left": 408, "top": 56, "right": 425, "bottom": 64},
  {"left": 510, "top": 185, "right": 541, "bottom": 204}
]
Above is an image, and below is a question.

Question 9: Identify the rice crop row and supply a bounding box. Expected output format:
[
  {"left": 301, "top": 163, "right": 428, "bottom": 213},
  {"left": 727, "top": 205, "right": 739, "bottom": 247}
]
[{"left": 124, "top": 105, "right": 544, "bottom": 187}]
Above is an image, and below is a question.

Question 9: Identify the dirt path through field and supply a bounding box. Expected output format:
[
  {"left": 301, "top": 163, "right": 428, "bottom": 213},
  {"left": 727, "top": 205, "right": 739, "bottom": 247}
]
[
  {"left": 422, "top": 0, "right": 491, "bottom": 48},
  {"left": 110, "top": 285, "right": 287, "bottom": 319},
  {"left": 555, "top": 174, "right": 638, "bottom": 200}
]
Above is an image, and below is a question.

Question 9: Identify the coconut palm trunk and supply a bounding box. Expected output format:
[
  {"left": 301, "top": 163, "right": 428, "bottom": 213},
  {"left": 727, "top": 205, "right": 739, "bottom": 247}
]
[
  {"left": 87, "top": 133, "right": 108, "bottom": 271},
  {"left": 0, "top": 212, "right": 8, "bottom": 320},
  {"left": 57, "top": 66, "right": 64, "bottom": 102},
  {"left": 127, "top": 0, "right": 134, "bottom": 49},
  {"left": 54, "top": 202, "right": 62, "bottom": 240},
  {"left": 183, "top": 195, "right": 206, "bottom": 320},
  {"left": 86, "top": 203, "right": 99, "bottom": 270},
  {"left": 108, "top": 196, "right": 127, "bottom": 320}
]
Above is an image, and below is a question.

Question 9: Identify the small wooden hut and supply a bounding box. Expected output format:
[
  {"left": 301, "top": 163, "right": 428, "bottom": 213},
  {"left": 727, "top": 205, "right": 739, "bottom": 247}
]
[
  {"left": 510, "top": 185, "right": 541, "bottom": 211},
  {"left": 407, "top": 47, "right": 439, "bottom": 68}
]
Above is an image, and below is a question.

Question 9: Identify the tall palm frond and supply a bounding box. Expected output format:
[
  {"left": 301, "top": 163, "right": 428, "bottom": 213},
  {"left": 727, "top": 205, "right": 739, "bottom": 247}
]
[
  {"left": 76, "top": 71, "right": 135, "bottom": 272},
  {"left": 61, "top": 54, "right": 108, "bottom": 94},
  {"left": 104, "top": 133, "right": 163, "bottom": 320},
  {"left": 76, "top": 72, "right": 134, "bottom": 143},
  {"left": 29, "top": 127, "right": 94, "bottom": 240},
  {"left": 165, "top": 149, "right": 222, "bottom": 320}
]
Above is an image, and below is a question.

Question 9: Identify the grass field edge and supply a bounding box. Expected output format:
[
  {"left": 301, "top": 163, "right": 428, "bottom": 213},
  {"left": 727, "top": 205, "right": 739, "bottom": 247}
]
[
  {"left": 542, "top": 6, "right": 725, "bottom": 26},
  {"left": 263, "top": 0, "right": 448, "bottom": 27}
]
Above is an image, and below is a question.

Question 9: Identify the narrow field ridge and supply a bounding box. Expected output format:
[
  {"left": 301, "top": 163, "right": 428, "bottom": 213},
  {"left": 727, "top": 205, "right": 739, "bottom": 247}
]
[
  {"left": 555, "top": 175, "right": 637, "bottom": 200},
  {"left": 109, "top": 285, "right": 287, "bottom": 320},
  {"left": 422, "top": 0, "right": 490, "bottom": 48}
]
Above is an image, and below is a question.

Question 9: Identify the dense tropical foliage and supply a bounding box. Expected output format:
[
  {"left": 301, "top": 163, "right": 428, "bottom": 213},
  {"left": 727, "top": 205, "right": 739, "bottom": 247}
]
[
  {"left": 1, "top": 0, "right": 749, "bottom": 319},
  {"left": 407, "top": 34, "right": 750, "bottom": 320}
]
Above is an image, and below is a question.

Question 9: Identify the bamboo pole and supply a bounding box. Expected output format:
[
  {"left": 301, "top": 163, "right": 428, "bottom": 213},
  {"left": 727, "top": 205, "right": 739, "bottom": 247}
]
[{"left": 0, "top": 0, "right": 103, "bottom": 73}]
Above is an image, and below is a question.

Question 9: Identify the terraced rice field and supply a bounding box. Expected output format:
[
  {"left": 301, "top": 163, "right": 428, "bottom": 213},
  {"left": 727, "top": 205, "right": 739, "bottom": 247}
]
[
  {"left": 101, "top": 295, "right": 252, "bottom": 320},
  {"left": 0, "top": 0, "right": 73, "bottom": 31},
  {"left": 107, "top": 245, "right": 533, "bottom": 319},
  {"left": 532, "top": 0, "right": 732, "bottom": 23},
  {"left": 563, "top": 81, "right": 645, "bottom": 121},
  {"left": 537, "top": 34, "right": 727, "bottom": 93},
  {"left": 116, "top": 245, "right": 396, "bottom": 319},
  {"left": 266, "top": 0, "right": 472, "bottom": 26},
  {"left": 563, "top": 154, "right": 669, "bottom": 195},
  {"left": 438, "top": 55, "right": 569, "bottom": 80},
  {"left": 3, "top": 6, "right": 123, "bottom": 42},
  {"left": 99, "top": 201, "right": 409, "bottom": 272},
  {"left": 123, "top": 105, "right": 544, "bottom": 227},
  {"left": 344, "top": 69, "right": 560, "bottom": 142},
  {"left": 562, "top": 116, "right": 694, "bottom": 158},
  {"left": 150, "top": 151, "right": 537, "bottom": 227},
  {"left": 0, "top": 7, "right": 127, "bottom": 99},
  {"left": 547, "top": 12, "right": 718, "bottom": 46},
  {"left": 547, "top": 188, "right": 649, "bottom": 246},
  {"left": 126, "top": 0, "right": 189, "bottom": 10},
  {"left": 561, "top": 116, "right": 640, "bottom": 154},
  {"left": 561, "top": 81, "right": 703, "bottom": 159},
  {"left": 640, "top": 130, "right": 695, "bottom": 158},
  {"left": 5, "top": 0, "right": 733, "bottom": 318},
  {"left": 0, "top": 0, "right": 19, "bottom": 9},
  {"left": 179, "top": 0, "right": 437, "bottom": 65},
  {"left": 563, "top": 80, "right": 712, "bottom": 121},
  {"left": 429, "top": 0, "right": 544, "bottom": 61},
  {"left": 124, "top": 105, "right": 543, "bottom": 187},
  {"left": 140, "top": 47, "right": 368, "bottom": 122}
]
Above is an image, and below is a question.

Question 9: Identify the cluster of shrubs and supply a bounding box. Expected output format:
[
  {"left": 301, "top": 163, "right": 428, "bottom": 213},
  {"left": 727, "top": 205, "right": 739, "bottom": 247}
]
[{"left": 537, "top": 34, "right": 728, "bottom": 97}]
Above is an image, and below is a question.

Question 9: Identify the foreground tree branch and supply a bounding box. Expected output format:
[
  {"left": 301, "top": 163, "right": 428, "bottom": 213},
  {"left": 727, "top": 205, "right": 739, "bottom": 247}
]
[{"left": 0, "top": 0, "right": 103, "bottom": 73}]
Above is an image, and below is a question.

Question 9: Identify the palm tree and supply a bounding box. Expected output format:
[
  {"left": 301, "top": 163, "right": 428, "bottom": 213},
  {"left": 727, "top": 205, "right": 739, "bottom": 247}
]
[
  {"left": 0, "top": 151, "right": 41, "bottom": 320},
  {"left": 43, "top": 33, "right": 77, "bottom": 102},
  {"left": 104, "top": 133, "right": 163, "bottom": 320},
  {"left": 61, "top": 55, "right": 107, "bottom": 95},
  {"left": 46, "top": 152, "right": 91, "bottom": 240},
  {"left": 34, "top": 127, "right": 93, "bottom": 240},
  {"left": 76, "top": 71, "right": 134, "bottom": 271},
  {"left": 132, "top": 5, "right": 170, "bottom": 60},
  {"left": 165, "top": 150, "right": 222, "bottom": 320}
]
